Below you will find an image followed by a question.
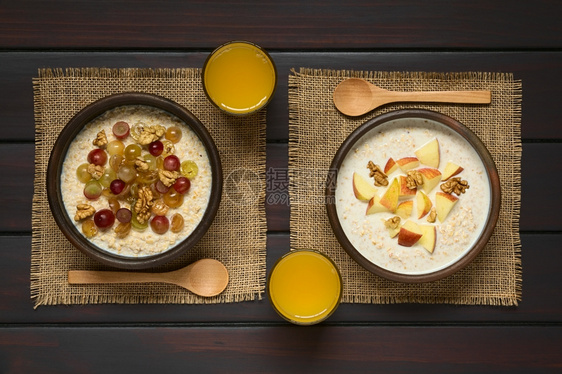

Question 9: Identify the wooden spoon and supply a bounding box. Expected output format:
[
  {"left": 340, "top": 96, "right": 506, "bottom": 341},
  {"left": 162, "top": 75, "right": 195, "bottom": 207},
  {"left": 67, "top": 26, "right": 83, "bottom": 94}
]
[
  {"left": 333, "top": 78, "right": 491, "bottom": 116},
  {"left": 68, "top": 259, "right": 229, "bottom": 297}
]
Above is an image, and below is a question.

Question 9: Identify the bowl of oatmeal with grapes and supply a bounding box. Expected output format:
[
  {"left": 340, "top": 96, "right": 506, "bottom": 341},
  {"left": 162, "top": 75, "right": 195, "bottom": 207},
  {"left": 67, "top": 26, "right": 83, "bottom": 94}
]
[
  {"left": 326, "top": 109, "right": 500, "bottom": 283},
  {"left": 47, "top": 93, "right": 222, "bottom": 269}
]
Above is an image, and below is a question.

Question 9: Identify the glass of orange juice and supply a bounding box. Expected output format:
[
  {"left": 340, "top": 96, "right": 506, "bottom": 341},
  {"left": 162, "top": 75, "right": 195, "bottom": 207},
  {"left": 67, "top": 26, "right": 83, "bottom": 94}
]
[
  {"left": 202, "top": 41, "right": 277, "bottom": 115},
  {"left": 268, "top": 249, "right": 343, "bottom": 325}
]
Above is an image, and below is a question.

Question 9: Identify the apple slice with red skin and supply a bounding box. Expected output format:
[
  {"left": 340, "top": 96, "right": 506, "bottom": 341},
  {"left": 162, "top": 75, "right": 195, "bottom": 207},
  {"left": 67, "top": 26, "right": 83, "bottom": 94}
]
[
  {"left": 396, "top": 200, "right": 413, "bottom": 219},
  {"left": 366, "top": 193, "right": 388, "bottom": 215},
  {"left": 396, "top": 157, "right": 419, "bottom": 172},
  {"left": 419, "top": 224, "right": 437, "bottom": 253},
  {"left": 441, "top": 161, "right": 464, "bottom": 181},
  {"left": 435, "top": 191, "right": 459, "bottom": 223},
  {"left": 399, "top": 175, "right": 416, "bottom": 198},
  {"left": 379, "top": 178, "right": 400, "bottom": 212},
  {"left": 418, "top": 167, "right": 442, "bottom": 194},
  {"left": 383, "top": 157, "right": 399, "bottom": 175},
  {"left": 352, "top": 172, "right": 377, "bottom": 201},
  {"left": 398, "top": 220, "right": 423, "bottom": 247},
  {"left": 415, "top": 138, "right": 440, "bottom": 168},
  {"left": 415, "top": 190, "right": 433, "bottom": 219}
]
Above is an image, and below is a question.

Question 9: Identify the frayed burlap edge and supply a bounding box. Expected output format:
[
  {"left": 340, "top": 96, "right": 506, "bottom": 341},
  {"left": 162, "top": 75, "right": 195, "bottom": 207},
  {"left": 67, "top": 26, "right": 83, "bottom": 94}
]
[
  {"left": 288, "top": 68, "right": 522, "bottom": 306},
  {"left": 31, "top": 67, "right": 267, "bottom": 307},
  {"left": 37, "top": 67, "right": 202, "bottom": 79}
]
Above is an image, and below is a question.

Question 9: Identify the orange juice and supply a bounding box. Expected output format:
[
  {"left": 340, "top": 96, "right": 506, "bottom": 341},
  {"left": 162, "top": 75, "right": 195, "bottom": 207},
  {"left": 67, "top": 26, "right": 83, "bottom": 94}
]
[
  {"left": 203, "top": 41, "right": 277, "bottom": 115},
  {"left": 268, "top": 249, "right": 342, "bottom": 325}
]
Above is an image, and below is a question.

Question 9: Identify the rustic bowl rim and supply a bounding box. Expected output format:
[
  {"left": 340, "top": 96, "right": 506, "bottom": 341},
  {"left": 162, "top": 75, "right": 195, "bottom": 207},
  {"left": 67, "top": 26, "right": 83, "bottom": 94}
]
[
  {"left": 325, "top": 109, "right": 501, "bottom": 283},
  {"left": 47, "top": 92, "right": 223, "bottom": 270}
]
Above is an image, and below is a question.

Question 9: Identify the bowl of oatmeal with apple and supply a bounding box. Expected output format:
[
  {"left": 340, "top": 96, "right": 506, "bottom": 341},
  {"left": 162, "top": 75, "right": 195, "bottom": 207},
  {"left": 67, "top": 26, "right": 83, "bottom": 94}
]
[
  {"left": 47, "top": 93, "right": 222, "bottom": 269},
  {"left": 326, "top": 109, "right": 500, "bottom": 283}
]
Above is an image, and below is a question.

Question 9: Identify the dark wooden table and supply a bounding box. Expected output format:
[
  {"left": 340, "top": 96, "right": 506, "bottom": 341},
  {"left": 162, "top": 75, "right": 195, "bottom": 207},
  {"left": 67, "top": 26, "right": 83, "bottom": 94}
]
[{"left": 1, "top": 1, "right": 561, "bottom": 372}]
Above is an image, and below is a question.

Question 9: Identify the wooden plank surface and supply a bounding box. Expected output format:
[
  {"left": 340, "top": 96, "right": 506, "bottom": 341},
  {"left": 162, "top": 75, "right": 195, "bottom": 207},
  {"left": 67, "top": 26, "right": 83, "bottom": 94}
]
[
  {"left": 1, "top": 1, "right": 561, "bottom": 49},
  {"left": 2, "top": 142, "right": 559, "bottom": 233},
  {"left": 0, "top": 234, "right": 559, "bottom": 324},
  {"left": 1, "top": 326, "right": 560, "bottom": 373},
  {"left": 1, "top": 1, "right": 561, "bottom": 372},
  {"left": 1, "top": 51, "right": 561, "bottom": 141}
]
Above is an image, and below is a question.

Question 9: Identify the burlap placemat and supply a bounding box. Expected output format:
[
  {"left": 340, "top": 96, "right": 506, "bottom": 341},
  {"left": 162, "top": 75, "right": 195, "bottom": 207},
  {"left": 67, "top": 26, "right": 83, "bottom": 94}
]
[
  {"left": 288, "top": 68, "right": 522, "bottom": 305},
  {"left": 31, "top": 68, "right": 266, "bottom": 307}
]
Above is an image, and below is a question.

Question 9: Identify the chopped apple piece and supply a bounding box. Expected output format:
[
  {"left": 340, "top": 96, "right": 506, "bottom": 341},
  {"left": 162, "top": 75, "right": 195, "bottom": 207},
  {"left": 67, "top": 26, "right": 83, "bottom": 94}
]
[
  {"left": 399, "top": 175, "right": 416, "bottom": 198},
  {"left": 415, "top": 138, "right": 440, "bottom": 168},
  {"left": 352, "top": 172, "right": 377, "bottom": 201},
  {"left": 415, "top": 190, "right": 432, "bottom": 219},
  {"left": 397, "top": 220, "right": 423, "bottom": 247},
  {"left": 418, "top": 225, "right": 437, "bottom": 253},
  {"left": 418, "top": 167, "right": 442, "bottom": 194},
  {"left": 396, "top": 200, "right": 413, "bottom": 219},
  {"left": 383, "top": 157, "right": 399, "bottom": 175},
  {"left": 379, "top": 178, "right": 400, "bottom": 212},
  {"left": 441, "top": 161, "right": 464, "bottom": 181},
  {"left": 396, "top": 157, "right": 420, "bottom": 172},
  {"left": 435, "top": 192, "right": 459, "bottom": 223},
  {"left": 366, "top": 194, "right": 388, "bottom": 215}
]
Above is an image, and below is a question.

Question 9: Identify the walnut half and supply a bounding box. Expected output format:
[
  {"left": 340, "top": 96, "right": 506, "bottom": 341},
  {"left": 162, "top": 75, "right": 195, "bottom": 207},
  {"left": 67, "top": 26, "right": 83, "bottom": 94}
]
[
  {"left": 87, "top": 164, "right": 105, "bottom": 180},
  {"left": 158, "top": 169, "right": 180, "bottom": 187},
  {"left": 133, "top": 186, "right": 154, "bottom": 224},
  {"left": 440, "top": 177, "right": 469, "bottom": 195},
  {"left": 367, "top": 161, "right": 388, "bottom": 187},
  {"left": 134, "top": 157, "right": 149, "bottom": 173},
  {"left": 406, "top": 170, "right": 423, "bottom": 189},
  {"left": 384, "top": 216, "right": 401, "bottom": 230},
  {"left": 137, "top": 125, "right": 166, "bottom": 145},
  {"left": 75, "top": 204, "right": 95, "bottom": 221},
  {"left": 92, "top": 130, "right": 108, "bottom": 148}
]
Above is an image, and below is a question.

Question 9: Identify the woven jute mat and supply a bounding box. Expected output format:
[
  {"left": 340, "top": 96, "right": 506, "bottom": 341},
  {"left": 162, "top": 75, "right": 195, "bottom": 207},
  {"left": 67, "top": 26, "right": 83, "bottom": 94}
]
[
  {"left": 288, "top": 68, "right": 522, "bottom": 305},
  {"left": 31, "top": 68, "right": 266, "bottom": 307}
]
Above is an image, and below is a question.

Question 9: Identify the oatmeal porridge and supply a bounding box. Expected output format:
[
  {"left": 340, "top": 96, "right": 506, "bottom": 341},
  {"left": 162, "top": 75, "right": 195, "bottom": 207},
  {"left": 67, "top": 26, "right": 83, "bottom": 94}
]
[
  {"left": 335, "top": 117, "right": 491, "bottom": 275},
  {"left": 60, "top": 105, "right": 213, "bottom": 257}
]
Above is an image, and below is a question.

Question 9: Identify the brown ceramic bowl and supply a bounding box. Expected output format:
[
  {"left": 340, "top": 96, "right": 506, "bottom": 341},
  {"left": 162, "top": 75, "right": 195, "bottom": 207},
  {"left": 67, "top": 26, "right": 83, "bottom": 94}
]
[
  {"left": 326, "top": 109, "right": 500, "bottom": 283},
  {"left": 47, "top": 93, "right": 222, "bottom": 269}
]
